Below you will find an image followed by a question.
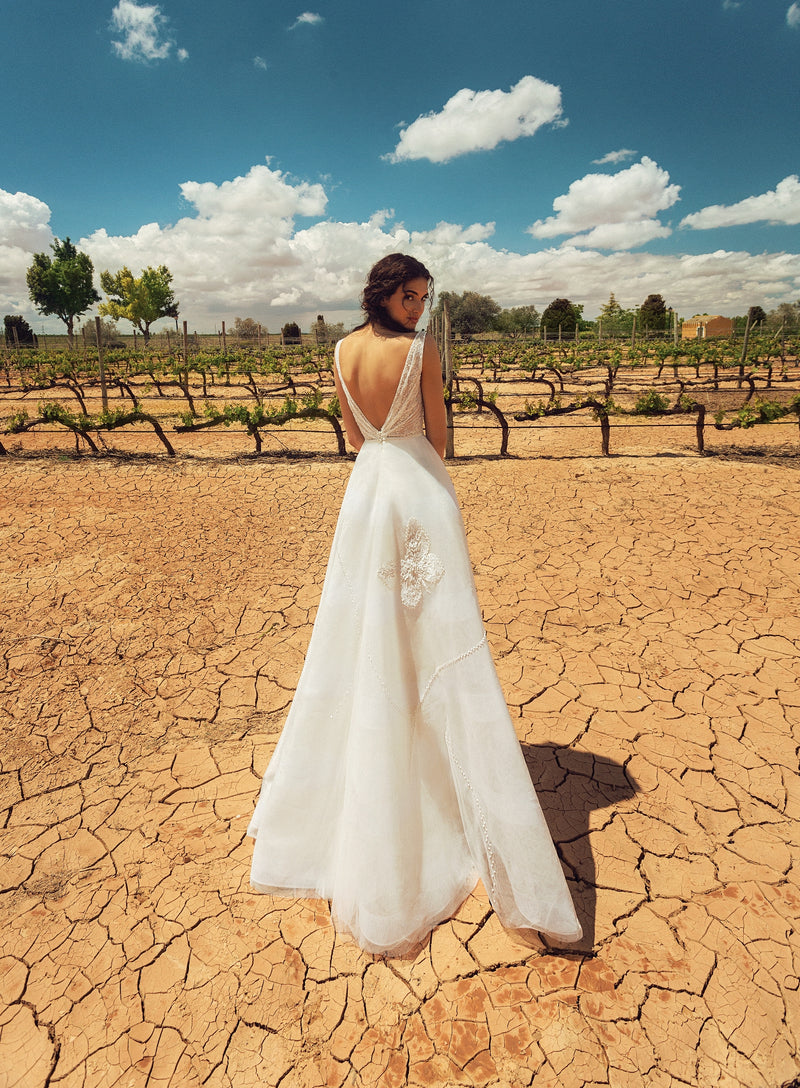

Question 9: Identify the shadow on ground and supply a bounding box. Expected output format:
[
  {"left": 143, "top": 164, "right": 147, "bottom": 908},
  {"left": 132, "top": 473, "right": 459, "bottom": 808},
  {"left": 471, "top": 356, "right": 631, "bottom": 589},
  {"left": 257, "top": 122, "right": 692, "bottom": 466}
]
[{"left": 522, "top": 743, "right": 639, "bottom": 952}]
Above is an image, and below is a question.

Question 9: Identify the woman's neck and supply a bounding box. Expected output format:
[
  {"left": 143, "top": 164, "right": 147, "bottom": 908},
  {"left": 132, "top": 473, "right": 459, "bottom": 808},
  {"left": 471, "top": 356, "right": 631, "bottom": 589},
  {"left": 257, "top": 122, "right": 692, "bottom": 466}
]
[{"left": 371, "top": 316, "right": 417, "bottom": 337}]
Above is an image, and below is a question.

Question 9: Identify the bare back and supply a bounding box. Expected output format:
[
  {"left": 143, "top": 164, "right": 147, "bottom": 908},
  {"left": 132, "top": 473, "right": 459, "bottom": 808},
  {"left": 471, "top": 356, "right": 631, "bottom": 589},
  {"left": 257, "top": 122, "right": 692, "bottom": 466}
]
[
  {"left": 336, "top": 326, "right": 415, "bottom": 432},
  {"left": 334, "top": 324, "right": 447, "bottom": 458}
]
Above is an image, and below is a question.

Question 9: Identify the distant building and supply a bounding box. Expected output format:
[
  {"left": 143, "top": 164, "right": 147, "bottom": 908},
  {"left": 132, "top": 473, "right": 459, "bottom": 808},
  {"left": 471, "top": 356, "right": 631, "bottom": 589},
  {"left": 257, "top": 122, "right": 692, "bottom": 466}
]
[{"left": 681, "top": 314, "right": 734, "bottom": 340}]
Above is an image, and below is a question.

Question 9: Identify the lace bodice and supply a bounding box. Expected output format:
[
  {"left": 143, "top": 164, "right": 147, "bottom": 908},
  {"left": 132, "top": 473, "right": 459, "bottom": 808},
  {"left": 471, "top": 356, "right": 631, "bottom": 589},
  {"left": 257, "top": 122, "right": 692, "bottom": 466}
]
[{"left": 335, "top": 328, "right": 426, "bottom": 442}]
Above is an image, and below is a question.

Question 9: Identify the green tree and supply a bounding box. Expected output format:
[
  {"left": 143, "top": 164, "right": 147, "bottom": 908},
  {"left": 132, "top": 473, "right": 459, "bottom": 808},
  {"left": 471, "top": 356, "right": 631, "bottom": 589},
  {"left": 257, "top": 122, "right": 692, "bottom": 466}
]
[
  {"left": 638, "top": 293, "right": 669, "bottom": 332},
  {"left": 747, "top": 305, "right": 766, "bottom": 328},
  {"left": 99, "top": 265, "right": 178, "bottom": 344},
  {"left": 26, "top": 237, "right": 100, "bottom": 348},
  {"left": 598, "top": 293, "right": 634, "bottom": 335},
  {"left": 4, "top": 315, "right": 38, "bottom": 347},
  {"left": 493, "top": 305, "right": 539, "bottom": 339},
  {"left": 282, "top": 322, "right": 301, "bottom": 343},
  {"left": 540, "top": 297, "right": 583, "bottom": 335},
  {"left": 433, "top": 291, "right": 501, "bottom": 337},
  {"left": 766, "top": 301, "right": 800, "bottom": 331}
]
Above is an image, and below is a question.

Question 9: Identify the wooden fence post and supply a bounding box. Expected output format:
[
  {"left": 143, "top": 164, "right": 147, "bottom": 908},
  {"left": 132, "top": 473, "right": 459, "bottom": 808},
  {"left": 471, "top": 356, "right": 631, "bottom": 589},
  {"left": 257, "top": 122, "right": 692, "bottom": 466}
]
[
  {"left": 183, "top": 320, "right": 189, "bottom": 366},
  {"left": 444, "top": 302, "right": 455, "bottom": 459},
  {"left": 739, "top": 311, "right": 752, "bottom": 388},
  {"left": 695, "top": 404, "right": 705, "bottom": 454},
  {"left": 95, "top": 316, "right": 109, "bottom": 412}
]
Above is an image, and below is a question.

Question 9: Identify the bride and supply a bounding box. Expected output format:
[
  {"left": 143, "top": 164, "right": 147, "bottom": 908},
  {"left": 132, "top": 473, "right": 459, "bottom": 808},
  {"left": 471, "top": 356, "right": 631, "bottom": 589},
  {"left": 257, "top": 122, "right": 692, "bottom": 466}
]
[{"left": 248, "top": 253, "right": 582, "bottom": 955}]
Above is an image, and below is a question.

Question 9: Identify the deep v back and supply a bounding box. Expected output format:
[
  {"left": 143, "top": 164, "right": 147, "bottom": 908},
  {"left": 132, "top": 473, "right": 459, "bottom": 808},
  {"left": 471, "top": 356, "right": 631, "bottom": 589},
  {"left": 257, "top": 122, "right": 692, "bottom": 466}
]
[{"left": 335, "top": 329, "right": 426, "bottom": 442}]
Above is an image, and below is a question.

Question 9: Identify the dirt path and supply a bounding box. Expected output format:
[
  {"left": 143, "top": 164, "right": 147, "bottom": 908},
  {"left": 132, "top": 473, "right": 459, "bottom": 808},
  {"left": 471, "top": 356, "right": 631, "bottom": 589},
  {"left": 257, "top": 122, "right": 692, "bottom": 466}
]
[{"left": 1, "top": 444, "right": 798, "bottom": 1087}]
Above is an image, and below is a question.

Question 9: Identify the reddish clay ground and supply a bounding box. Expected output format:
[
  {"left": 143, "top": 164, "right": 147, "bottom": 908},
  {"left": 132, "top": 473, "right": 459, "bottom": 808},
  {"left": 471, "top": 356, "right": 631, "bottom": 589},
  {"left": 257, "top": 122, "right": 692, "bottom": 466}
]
[{"left": 1, "top": 423, "right": 799, "bottom": 1087}]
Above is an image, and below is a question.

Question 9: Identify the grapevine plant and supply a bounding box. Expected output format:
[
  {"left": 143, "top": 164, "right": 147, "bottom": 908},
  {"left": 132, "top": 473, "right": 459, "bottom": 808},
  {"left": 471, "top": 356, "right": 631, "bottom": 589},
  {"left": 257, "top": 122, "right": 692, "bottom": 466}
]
[{"left": 1, "top": 333, "right": 798, "bottom": 458}]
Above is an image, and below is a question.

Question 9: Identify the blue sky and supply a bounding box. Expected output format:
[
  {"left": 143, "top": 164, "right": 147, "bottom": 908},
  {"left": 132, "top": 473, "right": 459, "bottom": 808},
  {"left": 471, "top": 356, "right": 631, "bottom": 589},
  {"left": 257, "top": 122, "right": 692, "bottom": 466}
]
[{"left": 2, "top": 0, "right": 799, "bottom": 332}]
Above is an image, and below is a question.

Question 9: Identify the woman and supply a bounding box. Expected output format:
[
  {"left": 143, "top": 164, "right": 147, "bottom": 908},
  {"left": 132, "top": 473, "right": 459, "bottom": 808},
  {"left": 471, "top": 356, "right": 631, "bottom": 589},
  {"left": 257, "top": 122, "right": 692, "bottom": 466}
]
[{"left": 248, "top": 254, "right": 581, "bottom": 955}]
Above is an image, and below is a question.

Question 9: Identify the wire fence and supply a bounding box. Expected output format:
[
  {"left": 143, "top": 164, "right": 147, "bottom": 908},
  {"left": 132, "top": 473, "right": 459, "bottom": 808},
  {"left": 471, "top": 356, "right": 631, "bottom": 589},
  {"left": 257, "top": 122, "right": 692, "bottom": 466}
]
[{"left": 3, "top": 331, "right": 799, "bottom": 458}]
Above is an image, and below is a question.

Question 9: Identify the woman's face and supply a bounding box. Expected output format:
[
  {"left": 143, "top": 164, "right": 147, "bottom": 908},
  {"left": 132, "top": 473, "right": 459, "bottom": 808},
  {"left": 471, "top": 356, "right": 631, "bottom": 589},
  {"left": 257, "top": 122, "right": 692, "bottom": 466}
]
[{"left": 381, "top": 277, "right": 429, "bottom": 331}]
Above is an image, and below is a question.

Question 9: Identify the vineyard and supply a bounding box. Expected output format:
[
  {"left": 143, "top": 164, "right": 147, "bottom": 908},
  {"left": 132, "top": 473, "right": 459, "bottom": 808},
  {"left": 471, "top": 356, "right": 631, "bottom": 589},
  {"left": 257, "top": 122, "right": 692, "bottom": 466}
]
[{"left": 2, "top": 332, "right": 800, "bottom": 459}]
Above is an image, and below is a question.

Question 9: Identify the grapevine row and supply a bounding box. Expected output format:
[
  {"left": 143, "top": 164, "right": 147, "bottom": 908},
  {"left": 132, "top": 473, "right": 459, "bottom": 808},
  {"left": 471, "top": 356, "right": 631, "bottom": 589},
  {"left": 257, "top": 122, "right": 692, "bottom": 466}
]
[{"left": 2, "top": 335, "right": 799, "bottom": 457}]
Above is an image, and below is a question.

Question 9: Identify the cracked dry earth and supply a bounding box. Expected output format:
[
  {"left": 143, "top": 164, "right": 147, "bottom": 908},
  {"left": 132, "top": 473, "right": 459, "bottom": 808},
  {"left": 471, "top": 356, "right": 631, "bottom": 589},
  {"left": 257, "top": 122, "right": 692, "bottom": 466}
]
[{"left": 1, "top": 444, "right": 799, "bottom": 1088}]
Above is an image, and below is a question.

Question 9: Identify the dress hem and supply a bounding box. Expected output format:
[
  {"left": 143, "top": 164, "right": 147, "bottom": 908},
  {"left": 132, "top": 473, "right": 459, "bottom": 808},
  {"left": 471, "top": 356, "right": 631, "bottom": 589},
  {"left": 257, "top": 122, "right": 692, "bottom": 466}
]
[{"left": 248, "top": 876, "right": 583, "bottom": 955}]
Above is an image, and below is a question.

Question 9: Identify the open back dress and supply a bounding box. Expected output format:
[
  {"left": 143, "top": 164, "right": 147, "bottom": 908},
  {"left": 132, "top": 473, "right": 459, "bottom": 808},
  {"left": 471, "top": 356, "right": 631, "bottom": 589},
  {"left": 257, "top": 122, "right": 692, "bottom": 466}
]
[{"left": 248, "top": 327, "right": 582, "bottom": 954}]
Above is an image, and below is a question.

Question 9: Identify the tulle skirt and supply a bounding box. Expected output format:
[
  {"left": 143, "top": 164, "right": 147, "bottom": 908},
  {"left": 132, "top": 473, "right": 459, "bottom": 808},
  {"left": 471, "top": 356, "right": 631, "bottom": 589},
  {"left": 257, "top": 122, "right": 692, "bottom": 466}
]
[{"left": 248, "top": 435, "right": 582, "bottom": 954}]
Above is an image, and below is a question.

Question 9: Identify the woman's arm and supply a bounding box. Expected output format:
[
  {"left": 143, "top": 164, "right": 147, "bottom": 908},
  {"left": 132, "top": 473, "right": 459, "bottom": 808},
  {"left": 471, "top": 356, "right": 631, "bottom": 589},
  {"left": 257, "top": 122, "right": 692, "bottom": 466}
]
[
  {"left": 333, "top": 364, "right": 364, "bottom": 452},
  {"left": 421, "top": 334, "right": 447, "bottom": 460}
]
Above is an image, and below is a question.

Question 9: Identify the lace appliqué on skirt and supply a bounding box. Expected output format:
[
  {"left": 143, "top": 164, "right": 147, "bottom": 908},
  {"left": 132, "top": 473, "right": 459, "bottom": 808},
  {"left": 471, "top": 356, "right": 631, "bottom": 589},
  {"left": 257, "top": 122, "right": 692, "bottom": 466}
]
[{"left": 379, "top": 518, "right": 445, "bottom": 610}]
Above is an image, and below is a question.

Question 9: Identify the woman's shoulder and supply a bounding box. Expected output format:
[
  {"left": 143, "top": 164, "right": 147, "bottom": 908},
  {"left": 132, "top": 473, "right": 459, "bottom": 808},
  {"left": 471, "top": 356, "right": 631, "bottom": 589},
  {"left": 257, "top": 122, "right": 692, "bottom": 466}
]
[
  {"left": 340, "top": 325, "right": 417, "bottom": 353},
  {"left": 421, "top": 328, "right": 440, "bottom": 357},
  {"left": 337, "top": 327, "right": 365, "bottom": 361},
  {"left": 341, "top": 326, "right": 364, "bottom": 340}
]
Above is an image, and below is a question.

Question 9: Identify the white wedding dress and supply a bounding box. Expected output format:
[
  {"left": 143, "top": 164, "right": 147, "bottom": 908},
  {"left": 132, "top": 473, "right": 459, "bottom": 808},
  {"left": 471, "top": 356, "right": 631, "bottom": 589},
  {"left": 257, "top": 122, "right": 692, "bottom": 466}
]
[{"left": 248, "top": 327, "right": 582, "bottom": 954}]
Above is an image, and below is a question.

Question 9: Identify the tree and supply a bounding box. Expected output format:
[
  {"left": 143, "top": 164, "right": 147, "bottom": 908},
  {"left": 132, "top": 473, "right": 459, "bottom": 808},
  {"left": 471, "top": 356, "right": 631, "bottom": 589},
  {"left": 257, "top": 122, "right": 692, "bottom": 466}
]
[
  {"left": 4, "top": 315, "right": 38, "bottom": 347},
  {"left": 282, "top": 322, "right": 301, "bottom": 343},
  {"left": 638, "top": 294, "right": 669, "bottom": 332},
  {"left": 79, "top": 317, "right": 124, "bottom": 347},
  {"left": 432, "top": 291, "right": 501, "bottom": 337},
  {"left": 99, "top": 265, "right": 179, "bottom": 344},
  {"left": 311, "top": 314, "right": 346, "bottom": 344},
  {"left": 540, "top": 298, "right": 583, "bottom": 335},
  {"left": 493, "top": 305, "right": 539, "bottom": 339},
  {"left": 26, "top": 237, "right": 100, "bottom": 348},
  {"left": 747, "top": 305, "right": 766, "bottom": 328},
  {"left": 232, "top": 317, "right": 262, "bottom": 339},
  {"left": 598, "top": 293, "right": 634, "bottom": 335},
  {"left": 766, "top": 301, "right": 800, "bottom": 331}
]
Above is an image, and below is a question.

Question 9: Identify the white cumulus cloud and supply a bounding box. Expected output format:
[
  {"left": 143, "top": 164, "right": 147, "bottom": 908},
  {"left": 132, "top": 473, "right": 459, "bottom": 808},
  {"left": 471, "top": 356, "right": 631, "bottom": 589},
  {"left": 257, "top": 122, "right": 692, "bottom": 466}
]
[
  {"left": 386, "top": 76, "right": 564, "bottom": 164},
  {"left": 0, "top": 190, "right": 52, "bottom": 251},
  {"left": 528, "top": 157, "right": 680, "bottom": 250},
  {"left": 77, "top": 163, "right": 331, "bottom": 315},
  {"left": 787, "top": 3, "right": 800, "bottom": 28},
  {"left": 110, "top": 1, "right": 184, "bottom": 63},
  {"left": 2, "top": 166, "right": 800, "bottom": 332},
  {"left": 0, "top": 190, "right": 54, "bottom": 315},
  {"left": 592, "top": 149, "right": 637, "bottom": 165},
  {"left": 681, "top": 175, "right": 800, "bottom": 229},
  {"left": 289, "top": 12, "right": 324, "bottom": 29}
]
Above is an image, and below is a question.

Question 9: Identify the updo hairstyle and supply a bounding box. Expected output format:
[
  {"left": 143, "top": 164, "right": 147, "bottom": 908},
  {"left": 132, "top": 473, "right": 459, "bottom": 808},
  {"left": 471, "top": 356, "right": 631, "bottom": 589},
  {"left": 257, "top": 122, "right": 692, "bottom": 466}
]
[{"left": 359, "top": 253, "right": 434, "bottom": 328}]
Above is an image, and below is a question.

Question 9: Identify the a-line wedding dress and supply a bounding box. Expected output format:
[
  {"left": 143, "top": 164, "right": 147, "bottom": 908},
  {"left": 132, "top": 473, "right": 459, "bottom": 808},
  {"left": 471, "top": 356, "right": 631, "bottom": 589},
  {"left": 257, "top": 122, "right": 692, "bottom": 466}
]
[{"left": 248, "top": 327, "right": 582, "bottom": 955}]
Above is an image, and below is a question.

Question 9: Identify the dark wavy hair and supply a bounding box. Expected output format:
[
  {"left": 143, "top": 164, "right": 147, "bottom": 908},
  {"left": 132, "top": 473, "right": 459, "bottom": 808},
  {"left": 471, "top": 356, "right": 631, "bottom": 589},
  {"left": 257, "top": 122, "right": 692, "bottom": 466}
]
[{"left": 358, "top": 253, "right": 434, "bottom": 330}]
